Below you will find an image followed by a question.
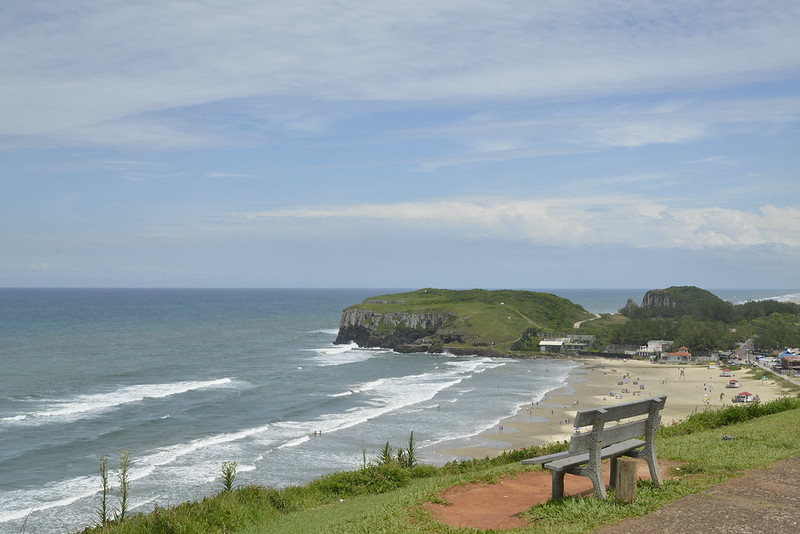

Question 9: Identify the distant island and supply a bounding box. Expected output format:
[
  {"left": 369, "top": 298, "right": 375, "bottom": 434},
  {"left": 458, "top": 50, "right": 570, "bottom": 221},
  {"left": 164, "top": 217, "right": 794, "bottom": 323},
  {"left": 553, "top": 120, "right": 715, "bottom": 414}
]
[{"left": 335, "top": 286, "right": 800, "bottom": 360}]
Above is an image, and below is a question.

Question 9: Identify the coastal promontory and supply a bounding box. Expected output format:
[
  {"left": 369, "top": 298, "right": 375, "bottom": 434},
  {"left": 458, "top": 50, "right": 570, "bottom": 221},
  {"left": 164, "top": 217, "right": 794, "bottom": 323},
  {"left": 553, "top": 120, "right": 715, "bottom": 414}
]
[{"left": 334, "top": 288, "right": 594, "bottom": 354}]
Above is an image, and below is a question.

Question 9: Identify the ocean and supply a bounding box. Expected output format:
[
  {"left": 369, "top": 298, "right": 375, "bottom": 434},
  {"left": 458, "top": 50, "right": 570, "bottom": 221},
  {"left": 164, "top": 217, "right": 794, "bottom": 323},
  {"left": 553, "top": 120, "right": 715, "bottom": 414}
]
[{"left": 1, "top": 287, "right": 797, "bottom": 533}]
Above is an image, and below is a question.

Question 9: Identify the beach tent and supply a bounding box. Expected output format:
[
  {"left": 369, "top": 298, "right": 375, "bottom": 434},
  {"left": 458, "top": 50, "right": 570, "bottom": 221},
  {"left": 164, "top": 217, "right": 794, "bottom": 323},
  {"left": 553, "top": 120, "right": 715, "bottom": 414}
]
[{"left": 734, "top": 392, "right": 755, "bottom": 403}]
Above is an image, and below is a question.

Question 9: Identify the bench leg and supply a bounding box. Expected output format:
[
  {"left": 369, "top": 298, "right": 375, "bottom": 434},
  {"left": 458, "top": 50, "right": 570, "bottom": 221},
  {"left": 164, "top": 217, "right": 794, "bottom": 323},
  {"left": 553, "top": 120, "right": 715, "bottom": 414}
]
[
  {"left": 628, "top": 448, "right": 663, "bottom": 487},
  {"left": 587, "top": 467, "right": 607, "bottom": 499},
  {"left": 551, "top": 471, "right": 566, "bottom": 500},
  {"left": 644, "top": 452, "right": 662, "bottom": 488}
]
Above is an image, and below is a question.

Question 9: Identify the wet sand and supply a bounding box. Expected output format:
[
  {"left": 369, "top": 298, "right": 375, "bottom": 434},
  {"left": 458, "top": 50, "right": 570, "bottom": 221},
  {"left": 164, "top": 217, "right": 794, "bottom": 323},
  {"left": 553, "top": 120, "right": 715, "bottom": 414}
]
[{"left": 442, "top": 357, "right": 791, "bottom": 458}]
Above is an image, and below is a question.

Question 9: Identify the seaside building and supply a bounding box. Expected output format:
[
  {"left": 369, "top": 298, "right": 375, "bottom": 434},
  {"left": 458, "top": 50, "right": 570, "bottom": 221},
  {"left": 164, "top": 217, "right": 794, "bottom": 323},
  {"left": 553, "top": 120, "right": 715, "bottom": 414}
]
[
  {"left": 636, "top": 340, "right": 674, "bottom": 358},
  {"left": 602, "top": 344, "right": 641, "bottom": 356},
  {"left": 539, "top": 334, "right": 596, "bottom": 353},
  {"left": 779, "top": 349, "right": 800, "bottom": 372},
  {"left": 661, "top": 346, "right": 692, "bottom": 363}
]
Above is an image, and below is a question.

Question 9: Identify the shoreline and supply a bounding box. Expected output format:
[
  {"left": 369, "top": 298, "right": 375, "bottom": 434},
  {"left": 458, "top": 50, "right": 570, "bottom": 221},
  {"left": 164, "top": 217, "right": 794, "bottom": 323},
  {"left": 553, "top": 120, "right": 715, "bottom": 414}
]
[{"left": 438, "top": 357, "right": 792, "bottom": 459}]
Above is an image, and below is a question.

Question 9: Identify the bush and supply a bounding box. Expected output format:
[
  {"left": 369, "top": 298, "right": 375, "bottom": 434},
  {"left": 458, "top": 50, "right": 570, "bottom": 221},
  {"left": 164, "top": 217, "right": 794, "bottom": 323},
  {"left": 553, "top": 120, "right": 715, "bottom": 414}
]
[{"left": 308, "top": 465, "right": 412, "bottom": 497}]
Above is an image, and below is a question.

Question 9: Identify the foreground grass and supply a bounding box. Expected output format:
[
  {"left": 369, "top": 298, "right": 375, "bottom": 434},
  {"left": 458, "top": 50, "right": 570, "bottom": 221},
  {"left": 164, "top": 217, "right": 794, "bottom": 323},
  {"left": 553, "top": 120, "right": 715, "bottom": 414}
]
[{"left": 80, "top": 398, "right": 800, "bottom": 534}]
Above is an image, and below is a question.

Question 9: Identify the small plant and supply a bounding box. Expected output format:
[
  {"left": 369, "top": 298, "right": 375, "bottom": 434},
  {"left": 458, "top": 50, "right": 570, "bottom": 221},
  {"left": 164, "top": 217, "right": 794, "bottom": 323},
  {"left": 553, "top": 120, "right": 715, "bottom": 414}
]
[
  {"left": 115, "top": 449, "right": 131, "bottom": 522},
  {"left": 376, "top": 442, "right": 395, "bottom": 466},
  {"left": 96, "top": 453, "right": 111, "bottom": 527},
  {"left": 393, "top": 431, "right": 418, "bottom": 468},
  {"left": 221, "top": 461, "right": 238, "bottom": 491},
  {"left": 95, "top": 449, "right": 132, "bottom": 527}
]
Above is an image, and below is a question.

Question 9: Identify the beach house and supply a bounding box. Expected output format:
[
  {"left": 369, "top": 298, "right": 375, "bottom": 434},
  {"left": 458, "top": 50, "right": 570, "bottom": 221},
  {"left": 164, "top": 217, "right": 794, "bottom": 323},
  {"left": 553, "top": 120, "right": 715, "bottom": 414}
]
[
  {"left": 661, "top": 346, "right": 692, "bottom": 363},
  {"left": 539, "top": 334, "right": 595, "bottom": 353},
  {"left": 636, "top": 340, "right": 674, "bottom": 358}
]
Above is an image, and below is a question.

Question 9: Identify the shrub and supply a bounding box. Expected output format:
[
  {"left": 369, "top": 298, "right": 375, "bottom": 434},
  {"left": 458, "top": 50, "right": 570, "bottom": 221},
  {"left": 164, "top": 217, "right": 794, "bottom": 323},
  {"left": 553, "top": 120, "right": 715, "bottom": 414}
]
[
  {"left": 308, "top": 465, "right": 412, "bottom": 497},
  {"left": 221, "top": 460, "right": 238, "bottom": 492}
]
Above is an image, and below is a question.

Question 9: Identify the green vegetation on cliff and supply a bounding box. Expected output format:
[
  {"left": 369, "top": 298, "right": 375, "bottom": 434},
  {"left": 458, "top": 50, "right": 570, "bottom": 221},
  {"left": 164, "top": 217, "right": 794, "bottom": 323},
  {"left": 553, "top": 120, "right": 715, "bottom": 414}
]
[
  {"left": 337, "top": 288, "right": 594, "bottom": 352},
  {"left": 614, "top": 286, "right": 800, "bottom": 354}
]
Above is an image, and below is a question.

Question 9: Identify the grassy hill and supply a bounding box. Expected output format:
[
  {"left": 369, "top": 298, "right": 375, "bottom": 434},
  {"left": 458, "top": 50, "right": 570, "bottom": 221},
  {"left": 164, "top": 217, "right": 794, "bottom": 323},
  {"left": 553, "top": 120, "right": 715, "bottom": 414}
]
[{"left": 337, "top": 288, "right": 594, "bottom": 352}]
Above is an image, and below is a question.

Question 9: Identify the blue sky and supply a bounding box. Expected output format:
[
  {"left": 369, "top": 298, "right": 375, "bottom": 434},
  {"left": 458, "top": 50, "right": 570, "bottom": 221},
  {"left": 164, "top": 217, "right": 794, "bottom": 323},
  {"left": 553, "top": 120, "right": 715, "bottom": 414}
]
[{"left": 2, "top": 1, "right": 799, "bottom": 289}]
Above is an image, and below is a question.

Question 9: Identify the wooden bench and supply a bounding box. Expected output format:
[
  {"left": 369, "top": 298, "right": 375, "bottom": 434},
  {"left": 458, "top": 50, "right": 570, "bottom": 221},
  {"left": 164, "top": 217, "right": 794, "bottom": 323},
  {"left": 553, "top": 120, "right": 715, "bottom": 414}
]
[{"left": 522, "top": 395, "right": 666, "bottom": 500}]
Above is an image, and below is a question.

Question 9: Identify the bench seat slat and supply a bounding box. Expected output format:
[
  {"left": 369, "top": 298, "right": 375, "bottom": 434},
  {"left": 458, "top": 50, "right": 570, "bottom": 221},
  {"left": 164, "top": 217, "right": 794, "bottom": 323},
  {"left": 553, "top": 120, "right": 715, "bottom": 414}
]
[
  {"left": 545, "top": 438, "right": 644, "bottom": 471},
  {"left": 521, "top": 450, "right": 573, "bottom": 465}
]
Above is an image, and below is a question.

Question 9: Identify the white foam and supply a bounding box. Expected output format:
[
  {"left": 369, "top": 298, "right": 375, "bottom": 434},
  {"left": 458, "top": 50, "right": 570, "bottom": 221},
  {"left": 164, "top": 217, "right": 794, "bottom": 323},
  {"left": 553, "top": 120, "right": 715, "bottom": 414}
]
[
  {"left": 292, "top": 359, "right": 504, "bottom": 441},
  {"left": 312, "top": 328, "right": 340, "bottom": 335},
  {"left": 2, "top": 378, "right": 240, "bottom": 425},
  {"left": 0, "top": 473, "right": 97, "bottom": 522},
  {"left": 328, "top": 378, "right": 385, "bottom": 398},
  {"left": 0, "top": 421, "right": 271, "bottom": 526},
  {"left": 727, "top": 291, "right": 800, "bottom": 305},
  {"left": 139, "top": 423, "right": 271, "bottom": 473},
  {"left": 765, "top": 292, "right": 800, "bottom": 303},
  {"left": 307, "top": 343, "right": 385, "bottom": 366}
]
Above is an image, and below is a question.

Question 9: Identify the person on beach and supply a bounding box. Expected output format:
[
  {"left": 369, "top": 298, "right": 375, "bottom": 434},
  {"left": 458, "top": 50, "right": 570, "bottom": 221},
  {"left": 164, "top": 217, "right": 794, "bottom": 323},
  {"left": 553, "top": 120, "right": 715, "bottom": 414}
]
[{"left": 679, "top": 368, "right": 686, "bottom": 379}]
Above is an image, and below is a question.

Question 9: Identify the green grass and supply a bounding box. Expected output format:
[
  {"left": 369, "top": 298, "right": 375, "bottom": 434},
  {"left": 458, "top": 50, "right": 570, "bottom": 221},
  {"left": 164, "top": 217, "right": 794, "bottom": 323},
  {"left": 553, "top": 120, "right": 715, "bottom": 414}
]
[
  {"left": 76, "top": 398, "right": 800, "bottom": 534},
  {"left": 353, "top": 288, "right": 594, "bottom": 348}
]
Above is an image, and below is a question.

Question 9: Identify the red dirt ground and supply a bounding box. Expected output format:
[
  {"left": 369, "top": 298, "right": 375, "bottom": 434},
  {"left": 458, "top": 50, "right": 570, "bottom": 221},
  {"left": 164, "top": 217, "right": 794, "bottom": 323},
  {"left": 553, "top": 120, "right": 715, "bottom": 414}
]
[{"left": 424, "top": 460, "right": 677, "bottom": 530}]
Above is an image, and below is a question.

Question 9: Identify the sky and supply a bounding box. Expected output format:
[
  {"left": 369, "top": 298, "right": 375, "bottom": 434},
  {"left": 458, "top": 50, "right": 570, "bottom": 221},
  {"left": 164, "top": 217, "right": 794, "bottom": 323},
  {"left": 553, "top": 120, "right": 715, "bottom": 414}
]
[{"left": 2, "top": 0, "right": 799, "bottom": 289}]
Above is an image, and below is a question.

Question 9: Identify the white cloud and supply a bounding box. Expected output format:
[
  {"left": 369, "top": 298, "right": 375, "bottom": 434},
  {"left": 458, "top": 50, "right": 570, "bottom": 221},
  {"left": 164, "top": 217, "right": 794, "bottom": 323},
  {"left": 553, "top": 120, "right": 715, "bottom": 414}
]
[
  {"left": 205, "top": 172, "right": 254, "bottom": 178},
  {"left": 240, "top": 197, "right": 800, "bottom": 250},
  {"left": 685, "top": 156, "right": 739, "bottom": 165},
  {"left": 2, "top": 1, "right": 799, "bottom": 146},
  {"left": 414, "top": 95, "right": 800, "bottom": 170}
]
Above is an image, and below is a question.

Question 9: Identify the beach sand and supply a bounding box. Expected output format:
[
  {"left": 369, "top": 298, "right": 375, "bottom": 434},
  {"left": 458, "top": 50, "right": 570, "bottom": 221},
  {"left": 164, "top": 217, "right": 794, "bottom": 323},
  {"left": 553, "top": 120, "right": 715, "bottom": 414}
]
[{"left": 442, "top": 357, "right": 791, "bottom": 458}]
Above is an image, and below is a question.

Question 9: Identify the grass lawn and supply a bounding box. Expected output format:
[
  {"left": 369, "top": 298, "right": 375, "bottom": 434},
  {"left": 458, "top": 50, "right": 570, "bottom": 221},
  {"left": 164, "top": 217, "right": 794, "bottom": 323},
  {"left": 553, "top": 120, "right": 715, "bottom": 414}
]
[{"left": 78, "top": 399, "right": 800, "bottom": 534}]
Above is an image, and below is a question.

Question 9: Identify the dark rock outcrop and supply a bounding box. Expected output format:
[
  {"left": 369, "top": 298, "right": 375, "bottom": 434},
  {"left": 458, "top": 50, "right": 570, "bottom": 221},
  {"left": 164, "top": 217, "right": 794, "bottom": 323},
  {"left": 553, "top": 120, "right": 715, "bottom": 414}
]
[
  {"left": 334, "top": 307, "right": 455, "bottom": 349},
  {"left": 641, "top": 289, "right": 679, "bottom": 309}
]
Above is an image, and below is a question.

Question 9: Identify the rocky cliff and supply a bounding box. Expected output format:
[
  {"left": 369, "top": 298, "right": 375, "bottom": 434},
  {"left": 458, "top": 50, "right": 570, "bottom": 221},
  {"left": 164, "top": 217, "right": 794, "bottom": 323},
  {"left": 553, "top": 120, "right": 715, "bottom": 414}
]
[
  {"left": 334, "top": 307, "right": 456, "bottom": 350},
  {"left": 641, "top": 289, "right": 679, "bottom": 309}
]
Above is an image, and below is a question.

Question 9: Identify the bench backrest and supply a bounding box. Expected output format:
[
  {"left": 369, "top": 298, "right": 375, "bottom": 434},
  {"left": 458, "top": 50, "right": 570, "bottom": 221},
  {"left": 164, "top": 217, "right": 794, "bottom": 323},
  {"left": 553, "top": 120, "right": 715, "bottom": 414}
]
[{"left": 568, "top": 395, "right": 666, "bottom": 454}]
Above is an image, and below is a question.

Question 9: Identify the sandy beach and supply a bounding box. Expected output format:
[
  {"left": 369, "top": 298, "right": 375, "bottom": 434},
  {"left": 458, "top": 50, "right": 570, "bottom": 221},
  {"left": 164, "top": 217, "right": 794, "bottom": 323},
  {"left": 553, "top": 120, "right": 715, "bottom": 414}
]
[{"left": 443, "top": 357, "right": 793, "bottom": 458}]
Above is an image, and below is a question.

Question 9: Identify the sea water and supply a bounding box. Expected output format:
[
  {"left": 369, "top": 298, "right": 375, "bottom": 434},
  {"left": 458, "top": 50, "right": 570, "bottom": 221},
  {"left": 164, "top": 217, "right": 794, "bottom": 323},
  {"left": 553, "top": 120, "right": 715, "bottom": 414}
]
[{"left": 1, "top": 288, "right": 796, "bottom": 533}]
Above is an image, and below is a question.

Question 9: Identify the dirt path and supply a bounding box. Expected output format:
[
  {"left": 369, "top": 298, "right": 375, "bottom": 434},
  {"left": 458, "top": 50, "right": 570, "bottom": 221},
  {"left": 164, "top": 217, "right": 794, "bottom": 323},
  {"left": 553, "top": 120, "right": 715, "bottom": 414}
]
[
  {"left": 574, "top": 313, "right": 601, "bottom": 329},
  {"left": 424, "top": 459, "right": 675, "bottom": 530}
]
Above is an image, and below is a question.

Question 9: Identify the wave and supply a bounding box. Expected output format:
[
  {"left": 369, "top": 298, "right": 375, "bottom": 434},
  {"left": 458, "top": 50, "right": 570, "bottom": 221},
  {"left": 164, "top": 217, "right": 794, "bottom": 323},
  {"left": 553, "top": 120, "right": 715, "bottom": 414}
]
[
  {"left": 421, "top": 360, "right": 578, "bottom": 451},
  {"left": 724, "top": 291, "right": 800, "bottom": 305},
  {"left": 278, "top": 357, "right": 509, "bottom": 446},
  {"left": 327, "top": 378, "right": 385, "bottom": 398},
  {"left": 311, "top": 328, "right": 340, "bottom": 335},
  {"left": 759, "top": 291, "right": 800, "bottom": 304},
  {"left": 0, "top": 378, "right": 240, "bottom": 425},
  {"left": 0, "top": 472, "right": 98, "bottom": 523},
  {"left": 306, "top": 343, "right": 385, "bottom": 366},
  {"left": 0, "top": 421, "right": 271, "bottom": 525}
]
